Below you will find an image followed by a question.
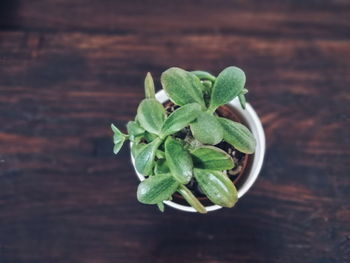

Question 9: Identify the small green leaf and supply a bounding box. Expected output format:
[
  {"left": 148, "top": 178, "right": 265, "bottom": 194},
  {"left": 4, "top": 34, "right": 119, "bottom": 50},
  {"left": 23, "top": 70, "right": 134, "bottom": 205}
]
[
  {"left": 161, "top": 67, "right": 205, "bottom": 108},
  {"left": 155, "top": 149, "right": 165, "bottom": 159},
  {"left": 177, "top": 185, "right": 207, "bottom": 214},
  {"left": 137, "top": 174, "right": 179, "bottom": 204},
  {"left": 190, "top": 112, "right": 223, "bottom": 145},
  {"left": 144, "top": 72, "right": 156, "bottom": 99},
  {"left": 127, "top": 121, "right": 145, "bottom": 139},
  {"left": 194, "top": 169, "right": 238, "bottom": 207},
  {"left": 160, "top": 103, "right": 201, "bottom": 137},
  {"left": 165, "top": 137, "right": 193, "bottom": 184},
  {"left": 191, "top": 146, "right": 234, "bottom": 170},
  {"left": 111, "top": 124, "right": 126, "bottom": 154},
  {"left": 218, "top": 118, "right": 256, "bottom": 154},
  {"left": 238, "top": 94, "right": 246, "bottom": 109},
  {"left": 201, "top": 80, "right": 213, "bottom": 94},
  {"left": 137, "top": 99, "right": 166, "bottom": 135},
  {"left": 191, "top": 70, "right": 216, "bottom": 82},
  {"left": 157, "top": 202, "right": 165, "bottom": 212},
  {"left": 209, "top": 66, "right": 246, "bottom": 111},
  {"left": 154, "top": 159, "right": 170, "bottom": 174},
  {"left": 135, "top": 138, "right": 162, "bottom": 175}
]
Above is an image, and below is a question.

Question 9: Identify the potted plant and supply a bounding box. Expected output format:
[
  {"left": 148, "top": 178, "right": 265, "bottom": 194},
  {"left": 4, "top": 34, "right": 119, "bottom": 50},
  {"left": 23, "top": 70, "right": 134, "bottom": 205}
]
[{"left": 111, "top": 67, "right": 265, "bottom": 213}]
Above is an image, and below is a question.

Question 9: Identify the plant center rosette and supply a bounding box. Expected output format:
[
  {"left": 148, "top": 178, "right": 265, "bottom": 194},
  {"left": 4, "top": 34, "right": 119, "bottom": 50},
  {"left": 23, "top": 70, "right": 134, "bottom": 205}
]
[{"left": 111, "top": 67, "right": 256, "bottom": 213}]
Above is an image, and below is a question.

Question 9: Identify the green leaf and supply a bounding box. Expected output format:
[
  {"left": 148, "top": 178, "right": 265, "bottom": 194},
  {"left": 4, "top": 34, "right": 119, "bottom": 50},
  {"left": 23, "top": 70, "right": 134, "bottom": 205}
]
[
  {"left": 201, "top": 80, "right": 213, "bottom": 94},
  {"left": 157, "top": 202, "right": 165, "bottom": 212},
  {"left": 161, "top": 67, "right": 205, "bottom": 108},
  {"left": 160, "top": 103, "right": 201, "bottom": 137},
  {"left": 154, "top": 159, "right": 170, "bottom": 174},
  {"left": 218, "top": 118, "right": 256, "bottom": 154},
  {"left": 155, "top": 149, "right": 165, "bottom": 159},
  {"left": 144, "top": 132, "right": 158, "bottom": 143},
  {"left": 137, "top": 174, "right": 179, "bottom": 204},
  {"left": 127, "top": 121, "right": 145, "bottom": 139},
  {"left": 144, "top": 72, "right": 156, "bottom": 99},
  {"left": 177, "top": 185, "right": 207, "bottom": 214},
  {"left": 131, "top": 142, "right": 146, "bottom": 158},
  {"left": 191, "top": 146, "right": 234, "bottom": 170},
  {"left": 190, "top": 112, "right": 223, "bottom": 145},
  {"left": 137, "top": 99, "right": 166, "bottom": 135},
  {"left": 135, "top": 138, "right": 162, "bottom": 175},
  {"left": 209, "top": 66, "right": 246, "bottom": 111},
  {"left": 194, "top": 169, "right": 238, "bottom": 207},
  {"left": 165, "top": 137, "right": 193, "bottom": 184},
  {"left": 191, "top": 70, "right": 216, "bottom": 82},
  {"left": 238, "top": 94, "right": 246, "bottom": 110},
  {"left": 111, "top": 124, "right": 126, "bottom": 154}
]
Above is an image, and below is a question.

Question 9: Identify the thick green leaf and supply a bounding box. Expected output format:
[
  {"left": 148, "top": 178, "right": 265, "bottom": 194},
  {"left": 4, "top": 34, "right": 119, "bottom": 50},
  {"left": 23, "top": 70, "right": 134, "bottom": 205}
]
[
  {"left": 135, "top": 138, "right": 162, "bottom": 175},
  {"left": 127, "top": 121, "right": 145, "bottom": 139},
  {"left": 194, "top": 169, "right": 238, "bottom": 207},
  {"left": 191, "top": 70, "right": 216, "bottom": 82},
  {"left": 165, "top": 137, "right": 193, "bottom": 184},
  {"left": 160, "top": 103, "right": 201, "bottom": 137},
  {"left": 190, "top": 112, "right": 223, "bottom": 145},
  {"left": 137, "top": 99, "right": 166, "bottom": 135},
  {"left": 218, "top": 118, "right": 256, "bottom": 154},
  {"left": 154, "top": 159, "right": 170, "bottom": 174},
  {"left": 111, "top": 124, "right": 126, "bottom": 154},
  {"left": 161, "top": 67, "right": 205, "bottom": 108},
  {"left": 131, "top": 142, "right": 146, "bottom": 158},
  {"left": 191, "top": 146, "right": 234, "bottom": 170},
  {"left": 177, "top": 185, "right": 207, "bottom": 214},
  {"left": 137, "top": 174, "right": 179, "bottom": 204},
  {"left": 209, "top": 66, "right": 246, "bottom": 111},
  {"left": 144, "top": 72, "right": 156, "bottom": 99}
]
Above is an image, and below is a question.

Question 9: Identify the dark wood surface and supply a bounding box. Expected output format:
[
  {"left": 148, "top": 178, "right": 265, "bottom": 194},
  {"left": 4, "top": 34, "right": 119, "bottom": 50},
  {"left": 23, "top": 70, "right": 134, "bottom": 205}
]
[{"left": 0, "top": 1, "right": 349, "bottom": 262}]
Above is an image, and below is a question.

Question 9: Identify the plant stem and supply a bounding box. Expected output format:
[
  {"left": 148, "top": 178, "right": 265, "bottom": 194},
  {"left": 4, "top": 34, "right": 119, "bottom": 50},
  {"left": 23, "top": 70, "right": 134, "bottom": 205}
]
[{"left": 177, "top": 185, "right": 207, "bottom": 214}]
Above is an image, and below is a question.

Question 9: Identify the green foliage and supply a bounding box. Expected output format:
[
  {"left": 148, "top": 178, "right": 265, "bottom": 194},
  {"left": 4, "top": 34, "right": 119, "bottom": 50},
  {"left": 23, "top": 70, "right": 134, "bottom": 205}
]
[
  {"left": 160, "top": 103, "right": 201, "bottom": 137},
  {"left": 144, "top": 72, "right": 156, "bottom": 99},
  {"left": 111, "top": 66, "right": 256, "bottom": 213},
  {"left": 165, "top": 137, "right": 193, "bottom": 184},
  {"left": 111, "top": 124, "right": 127, "bottom": 154},
  {"left": 218, "top": 118, "right": 256, "bottom": 154},
  {"left": 161, "top": 67, "right": 205, "bottom": 108},
  {"left": 190, "top": 112, "right": 223, "bottom": 144},
  {"left": 209, "top": 66, "right": 246, "bottom": 112},
  {"left": 193, "top": 169, "right": 238, "bottom": 208},
  {"left": 191, "top": 146, "right": 234, "bottom": 170},
  {"left": 137, "top": 174, "right": 179, "bottom": 204},
  {"left": 135, "top": 138, "right": 162, "bottom": 174},
  {"left": 177, "top": 185, "right": 207, "bottom": 214},
  {"left": 154, "top": 159, "right": 170, "bottom": 174},
  {"left": 127, "top": 121, "right": 145, "bottom": 140},
  {"left": 137, "top": 99, "right": 166, "bottom": 135}
]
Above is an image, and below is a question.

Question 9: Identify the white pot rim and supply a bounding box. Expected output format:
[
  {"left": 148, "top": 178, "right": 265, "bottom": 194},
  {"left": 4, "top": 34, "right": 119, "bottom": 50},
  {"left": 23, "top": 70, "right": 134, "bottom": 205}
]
[{"left": 130, "top": 90, "right": 266, "bottom": 213}]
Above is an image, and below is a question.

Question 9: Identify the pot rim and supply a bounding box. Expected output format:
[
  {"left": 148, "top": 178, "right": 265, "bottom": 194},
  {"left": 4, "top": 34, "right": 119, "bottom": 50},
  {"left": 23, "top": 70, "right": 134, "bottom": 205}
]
[{"left": 130, "top": 90, "right": 266, "bottom": 213}]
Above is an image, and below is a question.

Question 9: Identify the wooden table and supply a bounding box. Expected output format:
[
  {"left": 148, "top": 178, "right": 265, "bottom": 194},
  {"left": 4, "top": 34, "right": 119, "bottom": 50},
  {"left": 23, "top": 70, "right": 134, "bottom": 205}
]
[{"left": 0, "top": 1, "right": 349, "bottom": 262}]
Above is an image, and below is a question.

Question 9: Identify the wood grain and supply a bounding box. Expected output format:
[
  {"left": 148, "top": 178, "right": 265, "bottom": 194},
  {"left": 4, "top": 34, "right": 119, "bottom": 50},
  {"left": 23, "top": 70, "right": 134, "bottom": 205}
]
[{"left": 0, "top": 0, "right": 349, "bottom": 263}]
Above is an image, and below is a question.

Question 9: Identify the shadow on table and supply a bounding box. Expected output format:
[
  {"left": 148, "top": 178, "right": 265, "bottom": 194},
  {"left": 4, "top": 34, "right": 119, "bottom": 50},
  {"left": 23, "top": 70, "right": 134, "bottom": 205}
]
[
  {"left": 141, "top": 206, "right": 282, "bottom": 263},
  {"left": 0, "top": 0, "right": 20, "bottom": 29}
]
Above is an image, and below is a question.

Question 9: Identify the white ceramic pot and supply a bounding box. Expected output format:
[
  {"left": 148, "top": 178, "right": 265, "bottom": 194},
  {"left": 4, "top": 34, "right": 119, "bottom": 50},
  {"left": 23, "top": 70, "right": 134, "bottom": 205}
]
[{"left": 131, "top": 90, "right": 266, "bottom": 213}]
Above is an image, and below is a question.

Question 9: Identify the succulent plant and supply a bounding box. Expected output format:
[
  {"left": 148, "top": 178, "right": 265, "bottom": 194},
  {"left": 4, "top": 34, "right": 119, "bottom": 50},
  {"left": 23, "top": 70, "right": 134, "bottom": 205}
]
[{"left": 111, "top": 67, "right": 256, "bottom": 213}]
